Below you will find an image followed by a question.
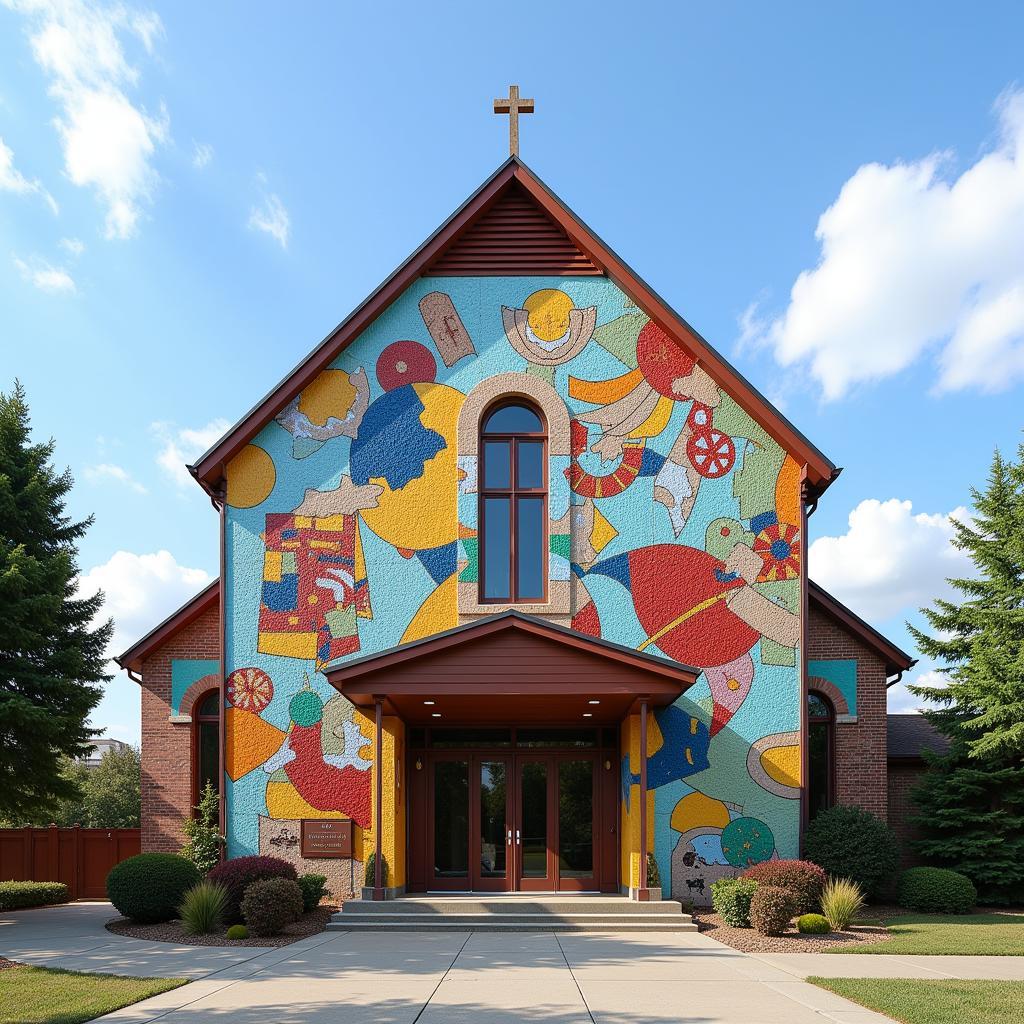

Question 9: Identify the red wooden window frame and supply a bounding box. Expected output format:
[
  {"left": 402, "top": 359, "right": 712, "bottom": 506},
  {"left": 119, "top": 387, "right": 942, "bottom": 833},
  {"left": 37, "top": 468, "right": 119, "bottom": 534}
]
[
  {"left": 478, "top": 399, "right": 548, "bottom": 603},
  {"left": 192, "top": 689, "right": 221, "bottom": 812},
  {"left": 807, "top": 690, "right": 835, "bottom": 819}
]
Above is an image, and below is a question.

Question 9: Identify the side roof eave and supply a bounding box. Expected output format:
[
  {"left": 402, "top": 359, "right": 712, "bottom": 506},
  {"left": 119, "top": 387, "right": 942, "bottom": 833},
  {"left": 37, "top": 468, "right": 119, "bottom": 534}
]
[
  {"left": 189, "top": 157, "right": 837, "bottom": 496},
  {"left": 115, "top": 579, "right": 220, "bottom": 677}
]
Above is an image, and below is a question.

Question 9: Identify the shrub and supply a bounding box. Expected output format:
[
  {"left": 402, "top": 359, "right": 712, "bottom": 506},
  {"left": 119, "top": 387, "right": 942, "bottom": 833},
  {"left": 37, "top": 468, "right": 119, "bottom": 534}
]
[
  {"left": 240, "top": 877, "right": 304, "bottom": 937},
  {"left": 749, "top": 885, "right": 795, "bottom": 936},
  {"left": 797, "top": 913, "right": 831, "bottom": 934},
  {"left": 898, "top": 867, "right": 977, "bottom": 914},
  {"left": 226, "top": 924, "right": 248, "bottom": 940},
  {"left": 821, "top": 877, "right": 865, "bottom": 931},
  {"left": 711, "top": 877, "right": 758, "bottom": 927},
  {"left": 803, "top": 806, "right": 899, "bottom": 897},
  {"left": 180, "top": 781, "right": 224, "bottom": 874},
  {"left": 179, "top": 880, "right": 229, "bottom": 935},
  {"left": 646, "top": 852, "right": 661, "bottom": 889},
  {"left": 107, "top": 853, "right": 201, "bottom": 923},
  {"left": 0, "top": 881, "right": 69, "bottom": 910},
  {"left": 298, "top": 873, "right": 329, "bottom": 913},
  {"left": 364, "top": 851, "right": 389, "bottom": 888},
  {"left": 742, "top": 859, "right": 826, "bottom": 915},
  {"left": 207, "top": 855, "right": 297, "bottom": 922}
]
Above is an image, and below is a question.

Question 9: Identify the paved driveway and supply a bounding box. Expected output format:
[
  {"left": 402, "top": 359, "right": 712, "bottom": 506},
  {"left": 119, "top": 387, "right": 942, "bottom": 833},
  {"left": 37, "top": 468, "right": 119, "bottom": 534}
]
[{"left": 3, "top": 902, "right": 902, "bottom": 1023}]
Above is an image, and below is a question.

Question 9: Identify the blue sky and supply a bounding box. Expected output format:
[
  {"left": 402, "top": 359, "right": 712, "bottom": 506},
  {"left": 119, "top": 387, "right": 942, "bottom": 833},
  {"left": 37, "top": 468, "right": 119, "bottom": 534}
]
[{"left": 2, "top": 1, "right": 1023, "bottom": 741}]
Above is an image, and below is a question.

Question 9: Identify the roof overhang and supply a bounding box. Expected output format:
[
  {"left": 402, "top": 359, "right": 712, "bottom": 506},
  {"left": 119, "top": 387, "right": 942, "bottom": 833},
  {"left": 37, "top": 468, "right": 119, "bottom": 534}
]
[
  {"left": 323, "top": 611, "right": 698, "bottom": 726},
  {"left": 809, "top": 580, "right": 917, "bottom": 678},
  {"left": 189, "top": 157, "right": 837, "bottom": 499}
]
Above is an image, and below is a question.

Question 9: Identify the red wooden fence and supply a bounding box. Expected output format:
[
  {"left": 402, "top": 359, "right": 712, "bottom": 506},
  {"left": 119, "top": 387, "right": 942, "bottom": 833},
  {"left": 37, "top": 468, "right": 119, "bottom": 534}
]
[{"left": 0, "top": 826, "right": 141, "bottom": 900}]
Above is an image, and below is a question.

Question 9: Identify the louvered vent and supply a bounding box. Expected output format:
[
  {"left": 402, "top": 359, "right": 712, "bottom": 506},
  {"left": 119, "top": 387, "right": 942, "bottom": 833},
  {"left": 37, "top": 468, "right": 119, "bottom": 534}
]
[{"left": 424, "top": 182, "right": 603, "bottom": 277}]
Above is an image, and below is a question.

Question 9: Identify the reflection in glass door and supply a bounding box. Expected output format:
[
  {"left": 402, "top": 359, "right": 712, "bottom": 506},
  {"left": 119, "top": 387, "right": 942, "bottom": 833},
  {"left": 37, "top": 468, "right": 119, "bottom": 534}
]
[
  {"left": 558, "top": 759, "right": 595, "bottom": 890},
  {"left": 431, "top": 758, "right": 469, "bottom": 888},
  {"left": 474, "top": 759, "right": 510, "bottom": 891},
  {"left": 516, "top": 758, "right": 554, "bottom": 890}
]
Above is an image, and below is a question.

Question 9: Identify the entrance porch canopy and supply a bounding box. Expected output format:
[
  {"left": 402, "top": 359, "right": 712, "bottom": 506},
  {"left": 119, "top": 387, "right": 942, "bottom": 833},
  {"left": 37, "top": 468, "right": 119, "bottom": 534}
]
[{"left": 323, "top": 611, "right": 699, "bottom": 726}]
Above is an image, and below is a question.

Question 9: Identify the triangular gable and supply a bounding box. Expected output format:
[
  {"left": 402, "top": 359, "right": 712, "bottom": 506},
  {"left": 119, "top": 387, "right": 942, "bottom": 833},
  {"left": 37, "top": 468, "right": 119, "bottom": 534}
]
[{"left": 189, "top": 158, "right": 837, "bottom": 496}]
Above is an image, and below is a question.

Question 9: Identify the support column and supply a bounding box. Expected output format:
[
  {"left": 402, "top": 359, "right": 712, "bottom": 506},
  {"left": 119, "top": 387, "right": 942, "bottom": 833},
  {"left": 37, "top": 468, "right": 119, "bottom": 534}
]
[
  {"left": 638, "top": 698, "right": 648, "bottom": 899},
  {"left": 374, "top": 696, "right": 383, "bottom": 901}
]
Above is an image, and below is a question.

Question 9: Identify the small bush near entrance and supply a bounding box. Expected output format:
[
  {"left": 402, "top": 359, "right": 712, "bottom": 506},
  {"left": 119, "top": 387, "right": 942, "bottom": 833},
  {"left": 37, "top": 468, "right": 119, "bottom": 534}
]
[
  {"left": 797, "top": 913, "right": 831, "bottom": 934},
  {"left": 803, "top": 805, "right": 900, "bottom": 897},
  {"left": 898, "top": 867, "right": 977, "bottom": 914},
  {"left": 364, "top": 851, "right": 388, "bottom": 888},
  {"left": 178, "top": 880, "right": 229, "bottom": 935},
  {"left": 749, "top": 884, "right": 796, "bottom": 936},
  {"left": 107, "top": 853, "right": 201, "bottom": 923},
  {"left": 298, "top": 873, "right": 329, "bottom": 913},
  {"left": 821, "top": 877, "right": 865, "bottom": 932},
  {"left": 240, "top": 877, "right": 304, "bottom": 936},
  {"left": 226, "top": 924, "right": 249, "bottom": 940},
  {"left": 742, "top": 859, "right": 826, "bottom": 914},
  {"left": 207, "top": 855, "right": 297, "bottom": 922},
  {"left": 0, "top": 880, "right": 69, "bottom": 910},
  {"left": 710, "top": 877, "right": 758, "bottom": 928}
]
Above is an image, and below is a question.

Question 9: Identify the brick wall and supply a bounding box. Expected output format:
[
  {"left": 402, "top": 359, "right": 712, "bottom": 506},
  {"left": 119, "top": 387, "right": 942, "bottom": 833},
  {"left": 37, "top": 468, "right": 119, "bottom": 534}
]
[
  {"left": 139, "top": 606, "right": 220, "bottom": 853},
  {"left": 888, "top": 761, "right": 929, "bottom": 867},
  {"left": 807, "top": 604, "right": 888, "bottom": 820}
]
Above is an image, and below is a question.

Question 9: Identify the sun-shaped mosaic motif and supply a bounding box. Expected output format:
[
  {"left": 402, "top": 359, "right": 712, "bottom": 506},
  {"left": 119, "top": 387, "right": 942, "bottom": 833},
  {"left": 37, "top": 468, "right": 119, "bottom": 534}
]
[{"left": 226, "top": 667, "right": 274, "bottom": 713}]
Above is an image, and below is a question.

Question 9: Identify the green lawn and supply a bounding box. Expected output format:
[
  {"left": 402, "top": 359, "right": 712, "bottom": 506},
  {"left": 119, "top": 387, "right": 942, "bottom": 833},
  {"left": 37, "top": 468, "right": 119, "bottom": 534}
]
[
  {"left": 809, "top": 978, "right": 1024, "bottom": 1024},
  {"left": 0, "top": 965, "right": 186, "bottom": 1024},
  {"left": 830, "top": 912, "right": 1024, "bottom": 955}
]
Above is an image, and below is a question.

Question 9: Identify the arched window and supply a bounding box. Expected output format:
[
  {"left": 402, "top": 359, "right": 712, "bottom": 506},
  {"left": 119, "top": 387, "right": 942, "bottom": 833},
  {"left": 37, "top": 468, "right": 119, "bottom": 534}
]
[
  {"left": 479, "top": 400, "right": 547, "bottom": 603},
  {"left": 192, "top": 689, "right": 220, "bottom": 809},
  {"left": 807, "top": 690, "right": 835, "bottom": 819}
]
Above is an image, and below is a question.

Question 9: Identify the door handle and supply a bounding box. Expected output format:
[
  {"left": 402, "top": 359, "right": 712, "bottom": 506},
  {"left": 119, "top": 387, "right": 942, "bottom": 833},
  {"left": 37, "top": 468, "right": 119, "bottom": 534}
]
[
  {"left": 516, "top": 829, "right": 520, "bottom": 845},
  {"left": 507, "top": 829, "right": 512, "bottom": 846}
]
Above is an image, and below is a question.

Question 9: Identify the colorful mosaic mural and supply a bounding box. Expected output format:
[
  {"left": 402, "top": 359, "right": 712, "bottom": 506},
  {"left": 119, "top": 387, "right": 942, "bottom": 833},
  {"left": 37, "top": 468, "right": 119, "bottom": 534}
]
[{"left": 223, "top": 278, "right": 803, "bottom": 898}]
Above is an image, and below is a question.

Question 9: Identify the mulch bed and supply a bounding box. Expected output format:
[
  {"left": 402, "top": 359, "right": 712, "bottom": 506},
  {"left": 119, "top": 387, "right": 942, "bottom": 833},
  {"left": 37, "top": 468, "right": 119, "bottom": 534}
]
[
  {"left": 692, "top": 910, "right": 892, "bottom": 953},
  {"left": 105, "top": 905, "right": 337, "bottom": 947}
]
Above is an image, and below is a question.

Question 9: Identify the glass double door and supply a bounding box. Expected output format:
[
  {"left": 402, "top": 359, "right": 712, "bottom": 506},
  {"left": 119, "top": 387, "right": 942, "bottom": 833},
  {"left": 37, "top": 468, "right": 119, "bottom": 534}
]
[{"left": 429, "top": 752, "right": 596, "bottom": 891}]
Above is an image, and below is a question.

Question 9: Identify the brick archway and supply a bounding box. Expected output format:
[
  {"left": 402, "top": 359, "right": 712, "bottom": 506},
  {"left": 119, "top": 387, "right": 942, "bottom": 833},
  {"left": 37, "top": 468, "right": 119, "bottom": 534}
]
[
  {"left": 176, "top": 674, "right": 220, "bottom": 721},
  {"left": 807, "top": 676, "right": 850, "bottom": 717}
]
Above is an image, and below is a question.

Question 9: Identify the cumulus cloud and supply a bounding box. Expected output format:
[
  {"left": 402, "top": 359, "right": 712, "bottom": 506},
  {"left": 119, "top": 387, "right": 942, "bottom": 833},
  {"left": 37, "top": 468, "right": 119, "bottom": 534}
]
[
  {"left": 748, "top": 89, "right": 1024, "bottom": 399},
  {"left": 249, "top": 184, "right": 290, "bottom": 249},
  {"left": 59, "top": 236, "right": 84, "bottom": 256},
  {"left": 4, "top": 0, "right": 169, "bottom": 239},
  {"left": 0, "top": 134, "right": 58, "bottom": 212},
  {"left": 13, "top": 253, "right": 75, "bottom": 293},
  {"left": 83, "top": 462, "right": 147, "bottom": 493},
  {"left": 191, "top": 140, "right": 213, "bottom": 169},
  {"left": 809, "top": 498, "right": 973, "bottom": 621},
  {"left": 152, "top": 418, "right": 230, "bottom": 489},
  {"left": 888, "top": 668, "right": 947, "bottom": 715},
  {"left": 78, "top": 549, "right": 212, "bottom": 662}
]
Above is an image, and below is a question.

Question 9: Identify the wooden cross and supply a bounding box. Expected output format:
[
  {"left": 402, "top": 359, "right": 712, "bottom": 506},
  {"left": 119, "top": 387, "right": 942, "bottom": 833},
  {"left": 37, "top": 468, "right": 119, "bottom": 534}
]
[{"left": 494, "top": 85, "right": 534, "bottom": 158}]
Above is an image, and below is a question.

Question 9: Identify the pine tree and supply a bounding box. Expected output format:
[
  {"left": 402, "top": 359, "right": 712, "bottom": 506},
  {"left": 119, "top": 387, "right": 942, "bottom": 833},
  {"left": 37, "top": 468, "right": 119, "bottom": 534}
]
[
  {"left": 0, "top": 381, "right": 112, "bottom": 821},
  {"left": 907, "top": 446, "right": 1024, "bottom": 903}
]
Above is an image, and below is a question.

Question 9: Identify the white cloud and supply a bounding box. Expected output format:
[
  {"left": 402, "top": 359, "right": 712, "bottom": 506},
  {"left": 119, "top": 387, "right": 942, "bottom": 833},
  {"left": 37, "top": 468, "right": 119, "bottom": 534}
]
[
  {"left": 249, "top": 189, "right": 290, "bottom": 249},
  {"left": 78, "top": 549, "right": 212, "bottom": 663},
  {"left": 191, "top": 140, "right": 213, "bottom": 169},
  {"left": 809, "top": 498, "right": 973, "bottom": 621},
  {"left": 13, "top": 253, "right": 76, "bottom": 293},
  {"left": 0, "top": 134, "right": 58, "bottom": 212},
  {"left": 83, "top": 461, "right": 147, "bottom": 493},
  {"left": 59, "top": 236, "right": 84, "bottom": 256},
  {"left": 749, "top": 89, "right": 1024, "bottom": 399},
  {"left": 888, "top": 668, "right": 947, "bottom": 715},
  {"left": 152, "top": 418, "right": 230, "bottom": 489},
  {"left": 4, "top": 0, "right": 169, "bottom": 239}
]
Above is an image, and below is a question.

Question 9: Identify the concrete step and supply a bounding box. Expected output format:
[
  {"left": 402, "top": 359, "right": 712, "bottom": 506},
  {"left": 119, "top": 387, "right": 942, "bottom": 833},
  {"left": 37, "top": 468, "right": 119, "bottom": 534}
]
[
  {"left": 327, "top": 917, "right": 698, "bottom": 933},
  {"left": 340, "top": 897, "right": 686, "bottom": 917}
]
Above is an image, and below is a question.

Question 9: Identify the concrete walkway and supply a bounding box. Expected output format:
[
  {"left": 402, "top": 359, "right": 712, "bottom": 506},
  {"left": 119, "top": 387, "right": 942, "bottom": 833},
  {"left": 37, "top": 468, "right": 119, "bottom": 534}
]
[{"left": 3, "top": 902, "right": 1021, "bottom": 1023}]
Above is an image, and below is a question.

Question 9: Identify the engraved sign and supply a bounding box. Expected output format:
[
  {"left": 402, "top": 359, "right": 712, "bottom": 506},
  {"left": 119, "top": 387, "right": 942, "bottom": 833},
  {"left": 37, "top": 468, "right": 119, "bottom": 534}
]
[{"left": 300, "top": 819, "right": 353, "bottom": 858}]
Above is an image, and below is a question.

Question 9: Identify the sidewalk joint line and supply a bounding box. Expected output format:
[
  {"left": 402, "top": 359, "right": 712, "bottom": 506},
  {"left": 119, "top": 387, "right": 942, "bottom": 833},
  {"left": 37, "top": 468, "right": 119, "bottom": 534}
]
[
  {"left": 554, "top": 933, "right": 597, "bottom": 1024},
  {"left": 410, "top": 931, "right": 473, "bottom": 1024}
]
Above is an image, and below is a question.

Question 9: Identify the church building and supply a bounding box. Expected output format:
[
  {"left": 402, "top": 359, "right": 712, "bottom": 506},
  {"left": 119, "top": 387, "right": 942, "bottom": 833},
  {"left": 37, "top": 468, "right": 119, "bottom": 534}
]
[{"left": 118, "top": 116, "right": 914, "bottom": 904}]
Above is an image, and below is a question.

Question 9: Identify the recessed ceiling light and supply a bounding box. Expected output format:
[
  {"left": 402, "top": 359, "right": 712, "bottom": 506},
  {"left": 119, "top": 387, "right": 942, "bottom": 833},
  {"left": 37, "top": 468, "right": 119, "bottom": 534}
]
[
  {"left": 431, "top": 712, "right": 442, "bottom": 718},
  {"left": 583, "top": 712, "right": 593, "bottom": 718},
  {"left": 588, "top": 700, "right": 600, "bottom": 705},
  {"left": 423, "top": 700, "right": 435, "bottom": 705}
]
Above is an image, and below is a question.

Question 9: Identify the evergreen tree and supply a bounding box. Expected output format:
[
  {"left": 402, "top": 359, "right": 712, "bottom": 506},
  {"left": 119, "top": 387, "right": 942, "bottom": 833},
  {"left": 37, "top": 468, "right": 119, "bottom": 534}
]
[
  {"left": 907, "top": 446, "right": 1024, "bottom": 903},
  {"left": 0, "top": 381, "right": 111, "bottom": 821}
]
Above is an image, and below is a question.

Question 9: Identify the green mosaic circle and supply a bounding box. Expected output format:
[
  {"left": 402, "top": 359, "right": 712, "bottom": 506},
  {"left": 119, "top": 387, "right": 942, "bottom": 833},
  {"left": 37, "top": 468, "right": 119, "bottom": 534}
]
[
  {"left": 721, "top": 816, "right": 775, "bottom": 867},
  {"left": 289, "top": 689, "right": 323, "bottom": 728}
]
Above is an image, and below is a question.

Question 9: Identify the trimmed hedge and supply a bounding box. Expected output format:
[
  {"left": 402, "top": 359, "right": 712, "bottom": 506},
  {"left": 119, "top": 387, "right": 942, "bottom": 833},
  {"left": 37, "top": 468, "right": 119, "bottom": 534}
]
[
  {"left": 797, "top": 913, "right": 830, "bottom": 934},
  {"left": 710, "top": 877, "right": 758, "bottom": 928},
  {"left": 0, "top": 880, "right": 69, "bottom": 910},
  {"left": 298, "top": 873, "right": 329, "bottom": 913},
  {"left": 226, "top": 924, "right": 249, "bottom": 940},
  {"left": 750, "top": 884, "right": 796, "bottom": 936},
  {"left": 898, "top": 867, "right": 977, "bottom": 914},
  {"left": 107, "top": 853, "right": 201, "bottom": 923},
  {"left": 241, "top": 877, "right": 304, "bottom": 937},
  {"left": 742, "top": 859, "right": 826, "bottom": 915},
  {"left": 803, "top": 805, "right": 900, "bottom": 897},
  {"left": 207, "top": 855, "right": 297, "bottom": 922}
]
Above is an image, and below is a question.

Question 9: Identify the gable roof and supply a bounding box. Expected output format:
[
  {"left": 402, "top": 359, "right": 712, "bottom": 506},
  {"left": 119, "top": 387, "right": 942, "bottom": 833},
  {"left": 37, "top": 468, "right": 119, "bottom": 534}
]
[
  {"left": 809, "top": 580, "right": 917, "bottom": 678},
  {"left": 188, "top": 157, "right": 838, "bottom": 497},
  {"left": 888, "top": 714, "right": 951, "bottom": 761}
]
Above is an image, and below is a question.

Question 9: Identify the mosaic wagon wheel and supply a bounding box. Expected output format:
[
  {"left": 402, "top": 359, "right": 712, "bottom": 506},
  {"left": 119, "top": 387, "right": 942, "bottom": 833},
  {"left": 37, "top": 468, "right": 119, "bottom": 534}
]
[
  {"left": 686, "top": 427, "right": 736, "bottom": 479},
  {"left": 227, "top": 667, "right": 274, "bottom": 713}
]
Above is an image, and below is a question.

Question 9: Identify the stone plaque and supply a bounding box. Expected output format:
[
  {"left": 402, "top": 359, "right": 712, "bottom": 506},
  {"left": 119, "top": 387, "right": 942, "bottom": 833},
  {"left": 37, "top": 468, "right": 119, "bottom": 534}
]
[{"left": 301, "top": 818, "right": 353, "bottom": 859}]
